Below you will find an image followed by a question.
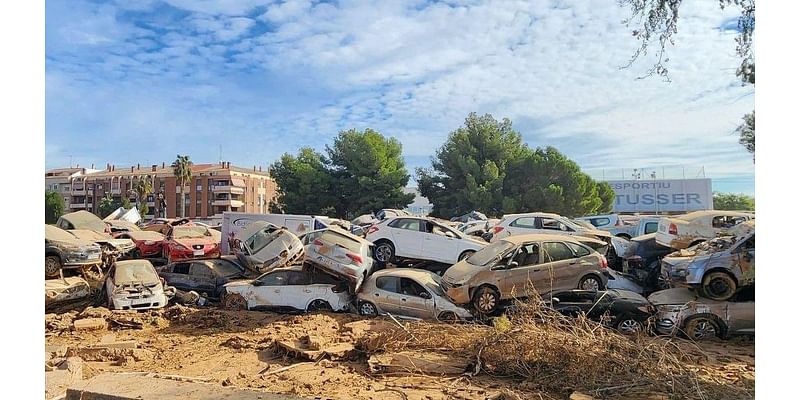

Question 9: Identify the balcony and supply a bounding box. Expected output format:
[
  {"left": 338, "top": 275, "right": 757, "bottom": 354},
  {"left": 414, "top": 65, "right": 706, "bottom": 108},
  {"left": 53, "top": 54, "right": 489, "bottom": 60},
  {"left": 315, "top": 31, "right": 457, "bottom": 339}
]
[
  {"left": 211, "top": 185, "right": 245, "bottom": 194},
  {"left": 175, "top": 185, "right": 191, "bottom": 194},
  {"left": 69, "top": 203, "right": 88, "bottom": 209},
  {"left": 212, "top": 199, "right": 244, "bottom": 207}
]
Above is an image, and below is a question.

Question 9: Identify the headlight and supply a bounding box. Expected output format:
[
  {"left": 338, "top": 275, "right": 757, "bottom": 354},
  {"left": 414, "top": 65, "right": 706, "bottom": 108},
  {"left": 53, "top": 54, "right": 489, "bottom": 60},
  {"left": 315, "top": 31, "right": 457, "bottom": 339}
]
[
  {"left": 144, "top": 241, "right": 156, "bottom": 245},
  {"left": 636, "top": 305, "right": 651, "bottom": 313},
  {"left": 174, "top": 244, "right": 188, "bottom": 251}
]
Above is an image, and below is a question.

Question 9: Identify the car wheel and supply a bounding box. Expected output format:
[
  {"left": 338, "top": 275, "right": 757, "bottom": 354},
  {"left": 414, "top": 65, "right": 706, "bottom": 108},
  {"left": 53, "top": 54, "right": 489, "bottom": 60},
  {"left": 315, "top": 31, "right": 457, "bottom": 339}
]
[
  {"left": 472, "top": 286, "right": 500, "bottom": 315},
  {"left": 579, "top": 275, "right": 604, "bottom": 291},
  {"left": 307, "top": 299, "right": 332, "bottom": 312},
  {"left": 358, "top": 301, "right": 378, "bottom": 317},
  {"left": 458, "top": 250, "right": 475, "bottom": 262},
  {"left": 223, "top": 293, "right": 247, "bottom": 310},
  {"left": 616, "top": 317, "right": 643, "bottom": 335},
  {"left": 129, "top": 249, "right": 141, "bottom": 260},
  {"left": 45, "top": 256, "right": 62, "bottom": 279},
  {"left": 701, "top": 272, "right": 737, "bottom": 301},
  {"left": 373, "top": 242, "right": 395, "bottom": 264},
  {"left": 437, "top": 311, "right": 458, "bottom": 323},
  {"left": 683, "top": 315, "right": 722, "bottom": 341}
]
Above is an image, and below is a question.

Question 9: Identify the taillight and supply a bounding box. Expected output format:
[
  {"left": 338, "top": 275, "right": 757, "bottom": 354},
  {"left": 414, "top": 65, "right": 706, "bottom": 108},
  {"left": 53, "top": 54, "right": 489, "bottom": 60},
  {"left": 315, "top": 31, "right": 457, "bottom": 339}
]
[
  {"left": 160, "top": 277, "right": 166, "bottom": 285},
  {"left": 600, "top": 255, "right": 608, "bottom": 269},
  {"left": 668, "top": 223, "right": 677, "bottom": 235},
  {"left": 346, "top": 253, "right": 363, "bottom": 265},
  {"left": 493, "top": 226, "right": 504, "bottom": 234},
  {"left": 366, "top": 226, "right": 379, "bottom": 235},
  {"left": 314, "top": 239, "right": 323, "bottom": 246}
]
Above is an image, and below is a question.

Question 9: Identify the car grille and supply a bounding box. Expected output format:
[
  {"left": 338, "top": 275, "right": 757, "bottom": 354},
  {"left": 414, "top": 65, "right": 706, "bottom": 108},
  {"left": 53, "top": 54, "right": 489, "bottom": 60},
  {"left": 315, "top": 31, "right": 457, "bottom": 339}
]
[{"left": 192, "top": 244, "right": 204, "bottom": 250}]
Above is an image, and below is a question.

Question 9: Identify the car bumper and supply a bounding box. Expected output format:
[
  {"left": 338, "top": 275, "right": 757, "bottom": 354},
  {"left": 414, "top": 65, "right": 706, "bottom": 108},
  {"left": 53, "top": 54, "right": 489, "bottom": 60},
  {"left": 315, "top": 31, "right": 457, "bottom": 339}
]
[
  {"left": 169, "top": 249, "right": 221, "bottom": 261},
  {"left": 110, "top": 293, "right": 168, "bottom": 311},
  {"left": 444, "top": 284, "right": 471, "bottom": 305}
]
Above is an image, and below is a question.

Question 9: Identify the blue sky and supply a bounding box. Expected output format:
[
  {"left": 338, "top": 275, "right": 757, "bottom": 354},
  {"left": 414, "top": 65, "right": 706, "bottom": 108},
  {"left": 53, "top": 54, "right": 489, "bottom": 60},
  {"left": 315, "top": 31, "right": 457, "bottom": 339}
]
[{"left": 45, "top": 0, "right": 755, "bottom": 194}]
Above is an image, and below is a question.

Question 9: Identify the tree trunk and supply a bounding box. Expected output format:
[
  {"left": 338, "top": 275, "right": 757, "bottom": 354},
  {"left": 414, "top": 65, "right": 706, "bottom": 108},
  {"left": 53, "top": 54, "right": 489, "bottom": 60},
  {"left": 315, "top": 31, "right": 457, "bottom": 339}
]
[{"left": 179, "top": 181, "right": 185, "bottom": 218}]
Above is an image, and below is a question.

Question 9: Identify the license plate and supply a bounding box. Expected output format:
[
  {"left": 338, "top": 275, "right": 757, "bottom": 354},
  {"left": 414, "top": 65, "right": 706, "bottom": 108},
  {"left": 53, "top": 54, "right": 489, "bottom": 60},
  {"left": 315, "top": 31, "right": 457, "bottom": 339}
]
[{"left": 193, "top": 250, "right": 204, "bottom": 256}]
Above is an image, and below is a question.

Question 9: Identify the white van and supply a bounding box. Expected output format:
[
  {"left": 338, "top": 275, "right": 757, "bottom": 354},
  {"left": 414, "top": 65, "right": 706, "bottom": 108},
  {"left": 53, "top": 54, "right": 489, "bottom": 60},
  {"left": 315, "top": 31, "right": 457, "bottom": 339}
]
[{"left": 220, "top": 212, "right": 330, "bottom": 254}]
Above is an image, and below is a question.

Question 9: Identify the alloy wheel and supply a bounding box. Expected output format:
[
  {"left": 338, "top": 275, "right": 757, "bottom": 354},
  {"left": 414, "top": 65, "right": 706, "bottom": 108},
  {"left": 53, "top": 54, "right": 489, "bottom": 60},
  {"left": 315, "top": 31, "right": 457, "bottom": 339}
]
[
  {"left": 690, "top": 320, "right": 717, "bottom": 340},
  {"left": 581, "top": 277, "right": 600, "bottom": 291},
  {"left": 617, "top": 319, "right": 643, "bottom": 335}
]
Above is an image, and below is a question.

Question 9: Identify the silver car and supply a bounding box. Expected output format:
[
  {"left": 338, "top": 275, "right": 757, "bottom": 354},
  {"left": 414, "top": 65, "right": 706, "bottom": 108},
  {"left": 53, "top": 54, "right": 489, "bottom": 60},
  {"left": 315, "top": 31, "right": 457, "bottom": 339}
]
[
  {"left": 232, "top": 221, "right": 304, "bottom": 273},
  {"left": 304, "top": 227, "right": 374, "bottom": 292},
  {"left": 357, "top": 269, "right": 473, "bottom": 321},
  {"left": 649, "top": 287, "right": 754, "bottom": 340}
]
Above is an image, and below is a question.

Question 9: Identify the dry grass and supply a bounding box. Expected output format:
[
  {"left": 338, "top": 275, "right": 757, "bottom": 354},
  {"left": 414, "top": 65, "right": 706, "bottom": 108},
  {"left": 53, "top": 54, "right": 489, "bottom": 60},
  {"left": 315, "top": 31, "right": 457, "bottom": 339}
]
[{"left": 359, "top": 298, "right": 753, "bottom": 399}]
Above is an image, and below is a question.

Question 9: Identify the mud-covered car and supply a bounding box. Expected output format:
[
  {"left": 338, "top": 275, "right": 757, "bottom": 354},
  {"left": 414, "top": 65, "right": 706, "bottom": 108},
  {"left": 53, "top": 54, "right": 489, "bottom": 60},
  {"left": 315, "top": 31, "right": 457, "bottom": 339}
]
[
  {"left": 649, "top": 286, "right": 754, "bottom": 340},
  {"left": 221, "top": 266, "right": 350, "bottom": 313},
  {"left": 157, "top": 256, "right": 257, "bottom": 298},
  {"left": 68, "top": 229, "right": 137, "bottom": 263},
  {"left": 549, "top": 289, "right": 655, "bottom": 335},
  {"left": 357, "top": 269, "right": 473, "bottom": 322},
  {"left": 619, "top": 233, "right": 674, "bottom": 291},
  {"left": 304, "top": 228, "right": 375, "bottom": 292},
  {"left": 660, "top": 222, "right": 754, "bottom": 301},
  {"left": 162, "top": 224, "right": 221, "bottom": 263},
  {"left": 45, "top": 224, "right": 103, "bottom": 278},
  {"left": 104, "top": 259, "right": 175, "bottom": 310},
  {"left": 655, "top": 211, "right": 753, "bottom": 250},
  {"left": 45, "top": 277, "right": 92, "bottom": 309},
  {"left": 56, "top": 210, "right": 111, "bottom": 234},
  {"left": 232, "top": 221, "right": 304, "bottom": 273},
  {"left": 442, "top": 234, "right": 610, "bottom": 315}
]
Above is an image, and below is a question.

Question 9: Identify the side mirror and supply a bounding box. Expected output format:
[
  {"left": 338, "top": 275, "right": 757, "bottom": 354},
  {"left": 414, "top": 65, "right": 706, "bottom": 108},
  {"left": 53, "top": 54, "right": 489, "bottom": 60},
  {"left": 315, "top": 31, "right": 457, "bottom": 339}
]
[
  {"left": 508, "top": 261, "right": 519, "bottom": 268},
  {"left": 551, "top": 297, "right": 560, "bottom": 305},
  {"left": 420, "top": 291, "right": 431, "bottom": 299},
  {"left": 252, "top": 280, "right": 262, "bottom": 287}
]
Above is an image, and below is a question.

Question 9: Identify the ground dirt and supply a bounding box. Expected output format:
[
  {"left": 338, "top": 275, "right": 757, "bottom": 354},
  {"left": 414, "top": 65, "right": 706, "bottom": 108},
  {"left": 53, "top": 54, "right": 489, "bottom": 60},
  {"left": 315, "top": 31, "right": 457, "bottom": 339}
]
[{"left": 45, "top": 303, "right": 754, "bottom": 400}]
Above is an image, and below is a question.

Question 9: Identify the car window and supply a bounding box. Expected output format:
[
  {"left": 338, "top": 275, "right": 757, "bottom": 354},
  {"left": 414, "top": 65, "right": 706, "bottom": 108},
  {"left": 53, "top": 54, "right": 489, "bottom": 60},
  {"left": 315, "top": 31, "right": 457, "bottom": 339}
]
[
  {"left": 511, "top": 243, "right": 540, "bottom": 266},
  {"left": 376, "top": 276, "right": 400, "bottom": 292},
  {"left": 739, "top": 234, "right": 755, "bottom": 251},
  {"left": 399, "top": 278, "right": 429, "bottom": 298},
  {"left": 712, "top": 215, "right": 746, "bottom": 229},
  {"left": 644, "top": 222, "right": 658, "bottom": 234},
  {"left": 207, "top": 260, "right": 244, "bottom": 277},
  {"left": 591, "top": 218, "right": 610, "bottom": 227},
  {"left": 259, "top": 271, "right": 289, "bottom": 286},
  {"left": 566, "top": 242, "right": 590, "bottom": 257},
  {"left": 288, "top": 271, "right": 311, "bottom": 285},
  {"left": 467, "top": 240, "right": 515, "bottom": 266},
  {"left": 510, "top": 217, "right": 535, "bottom": 228},
  {"left": 310, "top": 270, "right": 341, "bottom": 285},
  {"left": 426, "top": 222, "right": 455, "bottom": 237},
  {"left": 540, "top": 218, "right": 571, "bottom": 232},
  {"left": 390, "top": 218, "right": 422, "bottom": 232},
  {"left": 190, "top": 262, "right": 214, "bottom": 278},
  {"left": 542, "top": 242, "right": 576, "bottom": 262},
  {"left": 172, "top": 263, "right": 191, "bottom": 274}
]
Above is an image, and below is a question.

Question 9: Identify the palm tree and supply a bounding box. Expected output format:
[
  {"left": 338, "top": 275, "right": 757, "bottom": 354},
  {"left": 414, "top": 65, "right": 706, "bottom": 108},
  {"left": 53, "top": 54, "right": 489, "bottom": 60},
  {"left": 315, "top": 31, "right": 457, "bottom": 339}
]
[
  {"left": 134, "top": 176, "right": 153, "bottom": 216},
  {"left": 172, "top": 155, "right": 193, "bottom": 218}
]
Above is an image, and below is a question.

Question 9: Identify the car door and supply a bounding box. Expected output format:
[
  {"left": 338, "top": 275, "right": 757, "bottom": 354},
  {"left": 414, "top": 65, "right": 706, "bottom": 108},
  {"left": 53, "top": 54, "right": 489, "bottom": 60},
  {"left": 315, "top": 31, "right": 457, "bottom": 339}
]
[
  {"left": 496, "top": 242, "right": 543, "bottom": 299},
  {"left": 735, "top": 234, "right": 755, "bottom": 285},
  {"left": 537, "top": 241, "right": 580, "bottom": 294},
  {"left": 388, "top": 218, "right": 423, "bottom": 258},
  {"left": 248, "top": 271, "right": 290, "bottom": 310},
  {"left": 188, "top": 261, "right": 218, "bottom": 295},
  {"left": 398, "top": 278, "right": 436, "bottom": 319},
  {"left": 162, "top": 262, "right": 193, "bottom": 291},
  {"left": 506, "top": 216, "right": 539, "bottom": 236},
  {"left": 370, "top": 276, "right": 404, "bottom": 315},
  {"left": 726, "top": 287, "right": 754, "bottom": 334},
  {"left": 420, "top": 221, "right": 459, "bottom": 263},
  {"left": 286, "top": 271, "right": 314, "bottom": 311}
]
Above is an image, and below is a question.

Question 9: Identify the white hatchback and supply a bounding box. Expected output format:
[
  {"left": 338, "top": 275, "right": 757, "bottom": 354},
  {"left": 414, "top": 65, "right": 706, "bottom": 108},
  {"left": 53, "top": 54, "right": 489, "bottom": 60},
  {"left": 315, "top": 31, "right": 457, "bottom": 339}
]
[{"left": 365, "top": 216, "right": 486, "bottom": 265}]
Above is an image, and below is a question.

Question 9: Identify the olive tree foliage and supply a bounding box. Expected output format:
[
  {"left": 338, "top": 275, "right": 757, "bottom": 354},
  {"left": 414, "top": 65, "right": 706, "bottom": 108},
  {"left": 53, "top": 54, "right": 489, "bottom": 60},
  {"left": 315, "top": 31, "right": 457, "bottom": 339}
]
[
  {"left": 713, "top": 192, "right": 754, "bottom": 211},
  {"left": 736, "top": 111, "right": 754, "bottom": 159},
  {"left": 45, "top": 191, "right": 65, "bottom": 224},
  {"left": 270, "top": 129, "right": 415, "bottom": 219},
  {"left": 417, "top": 113, "right": 614, "bottom": 219}
]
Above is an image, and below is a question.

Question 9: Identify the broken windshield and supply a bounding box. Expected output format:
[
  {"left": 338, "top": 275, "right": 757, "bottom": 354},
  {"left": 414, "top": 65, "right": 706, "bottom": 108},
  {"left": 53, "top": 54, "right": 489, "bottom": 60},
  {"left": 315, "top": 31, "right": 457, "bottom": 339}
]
[
  {"left": 246, "top": 226, "right": 281, "bottom": 254},
  {"left": 467, "top": 240, "right": 515, "bottom": 266}
]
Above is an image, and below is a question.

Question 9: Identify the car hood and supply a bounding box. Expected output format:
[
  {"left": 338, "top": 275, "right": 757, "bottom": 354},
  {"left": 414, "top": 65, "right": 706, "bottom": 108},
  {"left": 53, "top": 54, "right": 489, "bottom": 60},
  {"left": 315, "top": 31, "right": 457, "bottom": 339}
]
[
  {"left": 49, "top": 237, "right": 99, "bottom": 250},
  {"left": 578, "top": 228, "right": 611, "bottom": 239},
  {"left": 647, "top": 288, "right": 702, "bottom": 306},
  {"left": 442, "top": 259, "right": 485, "bottom": 284},
  {"left": 223, "top": 279, "right": 256, "bottom": 290}
]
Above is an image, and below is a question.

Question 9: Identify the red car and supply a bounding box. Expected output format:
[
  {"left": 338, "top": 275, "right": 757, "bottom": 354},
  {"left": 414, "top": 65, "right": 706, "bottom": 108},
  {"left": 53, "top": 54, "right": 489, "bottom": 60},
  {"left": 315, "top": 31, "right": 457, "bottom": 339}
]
[
  {"left": 115, "top": 230, "right": 166, "bottom": 258},
  {"left": 162, "top": 224, "right": 221, "bottom": 263}
]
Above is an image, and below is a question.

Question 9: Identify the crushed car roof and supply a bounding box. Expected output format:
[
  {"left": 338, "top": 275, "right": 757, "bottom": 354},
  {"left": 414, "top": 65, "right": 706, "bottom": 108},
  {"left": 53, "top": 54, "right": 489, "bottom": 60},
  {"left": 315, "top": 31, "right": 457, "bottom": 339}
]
[
  {"left": 60, "top": 210, "right": 108, "bottom": 233},
  {"left": 498, "top": 233, "right": 596, "bottom": 245}
]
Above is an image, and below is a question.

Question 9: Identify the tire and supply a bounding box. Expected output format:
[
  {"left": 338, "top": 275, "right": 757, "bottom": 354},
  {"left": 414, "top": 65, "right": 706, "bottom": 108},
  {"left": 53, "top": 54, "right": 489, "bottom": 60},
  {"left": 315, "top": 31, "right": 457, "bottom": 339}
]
[
  {"left": 701, "top": 272, "right": 737, "bottom": 301},
  {"left": 458, "top": 250, "right": 475, "bottom": 262},
  {"left": 683, "top": 315, "right": 723, "bottom": 341},
  {"left": 358, "top": 301, "right": 378, "bottom": 317},
  {"left": 373, "top": 241, "right": 395, "bottom": 265},
  {"left": 223, "top": 293, "right": 247, "bottom": 310},
  {"left": 45, "top": 256, "right": 62, "bottom": 279},
  {"left": 307, "top": 299, "right": 332, "bottom": 312},
  {"left": 437, "top": 311, "right": 458, "bottom": 323},
  {"left": 472, "top": 286, "right": 500, "bottom": 315},
  {"left": 579, "top": 275, "right": 604, "bottom": 291},
  {"left": 615, "top": 317, "right": 644, "bottom": 335},
  {"left": 129, "top": 249, "right": 141, "bottom": 260}
]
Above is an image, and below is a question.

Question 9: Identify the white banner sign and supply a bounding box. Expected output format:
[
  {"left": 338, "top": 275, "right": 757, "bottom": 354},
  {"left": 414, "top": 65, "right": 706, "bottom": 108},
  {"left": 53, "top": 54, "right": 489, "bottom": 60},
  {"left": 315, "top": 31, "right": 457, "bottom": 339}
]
[{"left": 606, "top": 179, "right": 713, "bottom": 213}]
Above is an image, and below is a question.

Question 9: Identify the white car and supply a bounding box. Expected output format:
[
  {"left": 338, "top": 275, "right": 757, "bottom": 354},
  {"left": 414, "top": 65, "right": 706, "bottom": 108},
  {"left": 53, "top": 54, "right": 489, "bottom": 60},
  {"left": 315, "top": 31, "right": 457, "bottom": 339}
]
[
  {"left": 105, "top": 260, "right": 174, "bottom": 311},
  {"left": 490, "top": 212, "right": 612, "bottom": 243},
  {"left": 655, "top": 211, "right": 754, "bottom": 249},
  {"left": 221, "top": 266, "right": 351, "bottom": 313},
  {"left": 365, "top": 216, "right": 487, "bottom": 265},
  {"left": 232, "top": 221, "right": 305, "bottom": 273},
  {"left": 304, "top": 228, "right": 375, "bottom": 292}
]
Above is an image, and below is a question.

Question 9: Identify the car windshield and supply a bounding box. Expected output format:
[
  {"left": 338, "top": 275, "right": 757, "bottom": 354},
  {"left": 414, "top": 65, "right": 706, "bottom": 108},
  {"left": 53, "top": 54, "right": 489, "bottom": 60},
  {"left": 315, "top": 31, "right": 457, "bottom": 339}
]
[
  {"left": 424, "top": 274, "right": 447, "bottom": 297},
  {"left": 207, "top": 260, "right": 244, "bottom": 277},
  {"left": 247, "top": 226, "right": 281, "bottom": 254},
  {"left": 114, "top": 262, "right": 159, "bottom": 284},
  {"left": 467, "top": 240, "right": 515, "bottom": 266},
  {"left": 45, "top": 225, "right": 78, "bottom": 241},
  {"left": 173, "top": 226, "right": 210, "bottom": 239}
]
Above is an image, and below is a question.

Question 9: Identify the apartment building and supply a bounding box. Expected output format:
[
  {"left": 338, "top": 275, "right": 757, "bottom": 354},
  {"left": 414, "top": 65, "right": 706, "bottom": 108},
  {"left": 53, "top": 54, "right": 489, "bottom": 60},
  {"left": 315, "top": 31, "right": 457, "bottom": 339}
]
[{"left": 45, "top": 161, "right": 277, "bottom": 220}]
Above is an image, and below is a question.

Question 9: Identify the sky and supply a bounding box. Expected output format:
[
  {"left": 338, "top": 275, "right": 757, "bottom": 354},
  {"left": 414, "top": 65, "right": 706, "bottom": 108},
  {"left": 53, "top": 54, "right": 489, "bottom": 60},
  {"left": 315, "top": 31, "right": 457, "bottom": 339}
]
[{"left": 45, "top": 0, "right": 755, "bottom": 195}]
